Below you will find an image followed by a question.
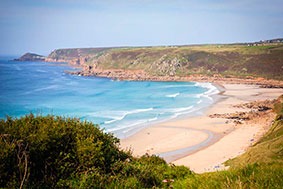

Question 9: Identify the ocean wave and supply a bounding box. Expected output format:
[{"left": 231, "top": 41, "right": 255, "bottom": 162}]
[
  {"left": 24, "top": 85, "right": 59, "bottom": 94},
  {"left": 194, "top": 82, "right": 219, "bottom": 100},
  {"left": 167, "top": 105, "right": 194, "bottom": 113},
  {"left": 106, "top": 116, "right": 158, "bottom": 133},
  {"left": 104, "top": 115, "right": 126, "bottom": 124},
  {"left": 88, "top": 108, "right": 154, "bottom": 125},
  {"left": 166, "top": 93, "right": 180, "bottom": 98},
  {"left": 170, "top": 106, "right": 201, "bottom": 119},
  {"left": 107, "top": 120, "right": 147, "bottom": 133},
  {"left": 159, "top": 84, "right": 194, "bottom": 88},
  {"left": 34, "top": 85, "right": 59, "bottom": 92},
  {"left": 36, "top": 69, "right": 47, "bottom": 73},
  {"left": 107, "top": 105, "right": 196, "bottom": 132},
  {"left": 148, "top": 117, "right": 158, "bottom": 122},
  {"left": 66, "top": 81, "right": 79, "bottom": 86}
]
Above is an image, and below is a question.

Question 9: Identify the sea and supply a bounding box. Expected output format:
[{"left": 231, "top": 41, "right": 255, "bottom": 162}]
[{"left": 0, "top": 56, "right": 219, "bottom": 138}]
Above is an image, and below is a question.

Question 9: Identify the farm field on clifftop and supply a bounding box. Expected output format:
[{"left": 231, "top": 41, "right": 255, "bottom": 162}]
[{"left": 47, "top": 44, "right": 283, "bottom": 80}]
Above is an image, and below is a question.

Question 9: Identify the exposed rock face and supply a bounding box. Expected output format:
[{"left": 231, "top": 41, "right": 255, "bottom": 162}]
[
  {"left": 70, "top": 67, "right": 148, "bottom": 81},
  {"left": 14, "top": 53, "right": 46, "bottom": 62},
  {"left": 149, "top": 55, "right": 186, "bottom": 76},
  {"left": 66, "top": 68, "right": 283, "bottom": 88},
  {"left": 209, "top": 99, "right": 277, "bottom": 125}
]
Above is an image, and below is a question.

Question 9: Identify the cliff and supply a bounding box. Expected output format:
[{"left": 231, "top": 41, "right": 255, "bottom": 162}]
[
  {"left": 68, "top": 44, "right": 283, "bottom": 81},
  {"left": 45, "top": 47, "right": 113, "bottom": 65},
  {"left": 15, "top": 40, "right": 283, "bottom": 81}
]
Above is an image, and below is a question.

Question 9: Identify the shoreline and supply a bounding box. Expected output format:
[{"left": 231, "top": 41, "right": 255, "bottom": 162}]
[
  {"left": 66, "top": 68, "right": 283, "bottom": 88},
  {"left": 120, "top": 83, "right": 283, "bottom": 173},
  {"left": 10, "top": 59, "right": 283, "bottom": 172},
  {"left": 120, "top": 83, "right": 228, "bottom": 161},
  {"left": 157, "top": 83, "right": 229, "bottom": 163},
  {"left": 115, "top": 82, "right": 221, "bottom": 140}
]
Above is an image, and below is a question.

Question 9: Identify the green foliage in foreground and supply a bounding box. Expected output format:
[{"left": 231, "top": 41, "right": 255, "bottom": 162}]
[
  {"left": 0, "top": 114, "right": 190, "bottom": 188},
  {"left": 1, "top": 98, "right": 282, "bottom": 188}
]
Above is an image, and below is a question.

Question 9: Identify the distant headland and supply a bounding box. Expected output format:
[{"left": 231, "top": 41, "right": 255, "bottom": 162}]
[{"left": 15, "top": 38, "right": 283, "bottom": 87}]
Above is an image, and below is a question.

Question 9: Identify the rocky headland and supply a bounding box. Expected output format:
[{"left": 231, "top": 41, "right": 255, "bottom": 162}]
[
  {"left": 14, "top": 53, "right": 46, "bottom": 62},
  {"left": 14, "top": 40, "right": 283, "bottom": 87}
]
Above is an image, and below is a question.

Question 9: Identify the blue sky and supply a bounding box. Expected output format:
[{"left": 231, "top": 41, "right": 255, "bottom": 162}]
[{"left": 0, "top": 0, "right": 283, "bottom": 56}]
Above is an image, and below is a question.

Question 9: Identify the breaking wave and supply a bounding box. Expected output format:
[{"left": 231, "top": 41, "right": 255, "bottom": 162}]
[{"left": 166, "top": 93, "right": 180, "bottom": 98}]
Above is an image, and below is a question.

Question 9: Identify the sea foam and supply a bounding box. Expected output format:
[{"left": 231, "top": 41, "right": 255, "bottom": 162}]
[{"left": 166, "top": 93, "right": 180, "bottom": 98}]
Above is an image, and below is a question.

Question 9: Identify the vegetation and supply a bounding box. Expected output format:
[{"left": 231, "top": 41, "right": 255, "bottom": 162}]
[
  {"left": 0, "top": 114, "right": 190, "bottom": 188},
  {"left": 175, "top": 96, "right": 283, "bottom": 188},
  {"left": 1, "top": 96, "right": 282, "bottom": 188},
  {"left": 14, "top": 53, "right": 45, "bottom": 62},
  {"left": 174, "top": 163, "right": 282, "bottom": 188},
  {"left": 46, "top": 44, "right": 283, "bottom": 80},
  {"left": 226, "top": 95, "right": 283, "bottom": 167}
]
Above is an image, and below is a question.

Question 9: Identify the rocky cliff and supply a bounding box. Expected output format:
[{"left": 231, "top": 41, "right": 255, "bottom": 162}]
[{"left": 15, "top": 41, "right": 283, "bottom": 81}]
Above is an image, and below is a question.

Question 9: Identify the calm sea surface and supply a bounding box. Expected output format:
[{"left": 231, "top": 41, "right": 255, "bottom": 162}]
[{"left": 0, "top": 57, "right": 219, "bottom": 138}]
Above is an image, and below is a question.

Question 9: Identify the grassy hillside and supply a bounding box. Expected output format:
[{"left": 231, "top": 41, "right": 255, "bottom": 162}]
[
  {"left": 47, "top": 44, "right": 283, "bottom": 80},
  {"left": 48, "top": 47, "right": 113, "bottom": 61},
  {"left": 225, "top": 96, "right": 283, "bottom": 167},
  {"left": 174, "top": 96, "right": 283, "bottom": 188}
]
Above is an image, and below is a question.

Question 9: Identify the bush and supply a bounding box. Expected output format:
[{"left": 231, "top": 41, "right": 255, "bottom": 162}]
[
  {"left": 0, "top": 114, "right": 127, "bottom": 188},
  {"left": 0, "top": 114, "right": 191, "bottom": 188}
]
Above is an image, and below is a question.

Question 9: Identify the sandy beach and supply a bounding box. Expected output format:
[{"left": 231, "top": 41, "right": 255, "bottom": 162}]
[{"left": 120, "top": 83, "right": 283, "bottom": 173}]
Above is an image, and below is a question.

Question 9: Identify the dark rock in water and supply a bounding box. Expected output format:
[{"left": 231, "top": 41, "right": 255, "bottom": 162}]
[{"left": 14, "top": 53, "right": 46, "bottom": 62}]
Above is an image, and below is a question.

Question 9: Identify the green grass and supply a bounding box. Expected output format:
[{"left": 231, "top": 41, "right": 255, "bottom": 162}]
[
  {"left": 92, "top": 44, "right": 283, "bottom": 80},
  {"left": 244, "top": 45, "right": 283, "bottom": 49},
  {"left": 46, "top": 44, "right": 283, "bottom": 80},
  {"left": 225, "top": 120, "right": 283, "bottom": 167},
  {"left": 174, "top": 163, "right": 283, "bottom": 189}
]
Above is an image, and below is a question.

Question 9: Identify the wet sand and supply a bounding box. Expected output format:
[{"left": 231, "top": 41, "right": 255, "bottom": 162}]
[{"left": 120, "top": 83, "right": 283, "bottom": 173}]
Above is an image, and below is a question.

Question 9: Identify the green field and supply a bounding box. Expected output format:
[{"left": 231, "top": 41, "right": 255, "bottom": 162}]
[{"left": 48, "top": 44, "right": 283, "bottom": 80}]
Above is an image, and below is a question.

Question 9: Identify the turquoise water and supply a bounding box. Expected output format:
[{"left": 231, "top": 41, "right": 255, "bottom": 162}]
[{"left": 0, "top": 57, "right": 219, "bottom": 138}]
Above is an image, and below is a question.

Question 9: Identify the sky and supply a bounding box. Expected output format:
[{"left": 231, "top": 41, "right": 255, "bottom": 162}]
[{"left": 0, "top": 0, "right": 283, "bottom": 56}]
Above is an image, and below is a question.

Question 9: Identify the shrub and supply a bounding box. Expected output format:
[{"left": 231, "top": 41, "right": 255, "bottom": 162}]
[
  {"left": 0, "top": 114, "right": 127, "bottom": 188},
  {"left": 0, "top": 114, "right": 191, "bottom": 188}
]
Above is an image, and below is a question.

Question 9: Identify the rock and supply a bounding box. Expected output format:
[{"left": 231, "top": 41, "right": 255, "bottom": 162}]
[{"left": 14, "top": 53, "right": 46, "bottom": 62}]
